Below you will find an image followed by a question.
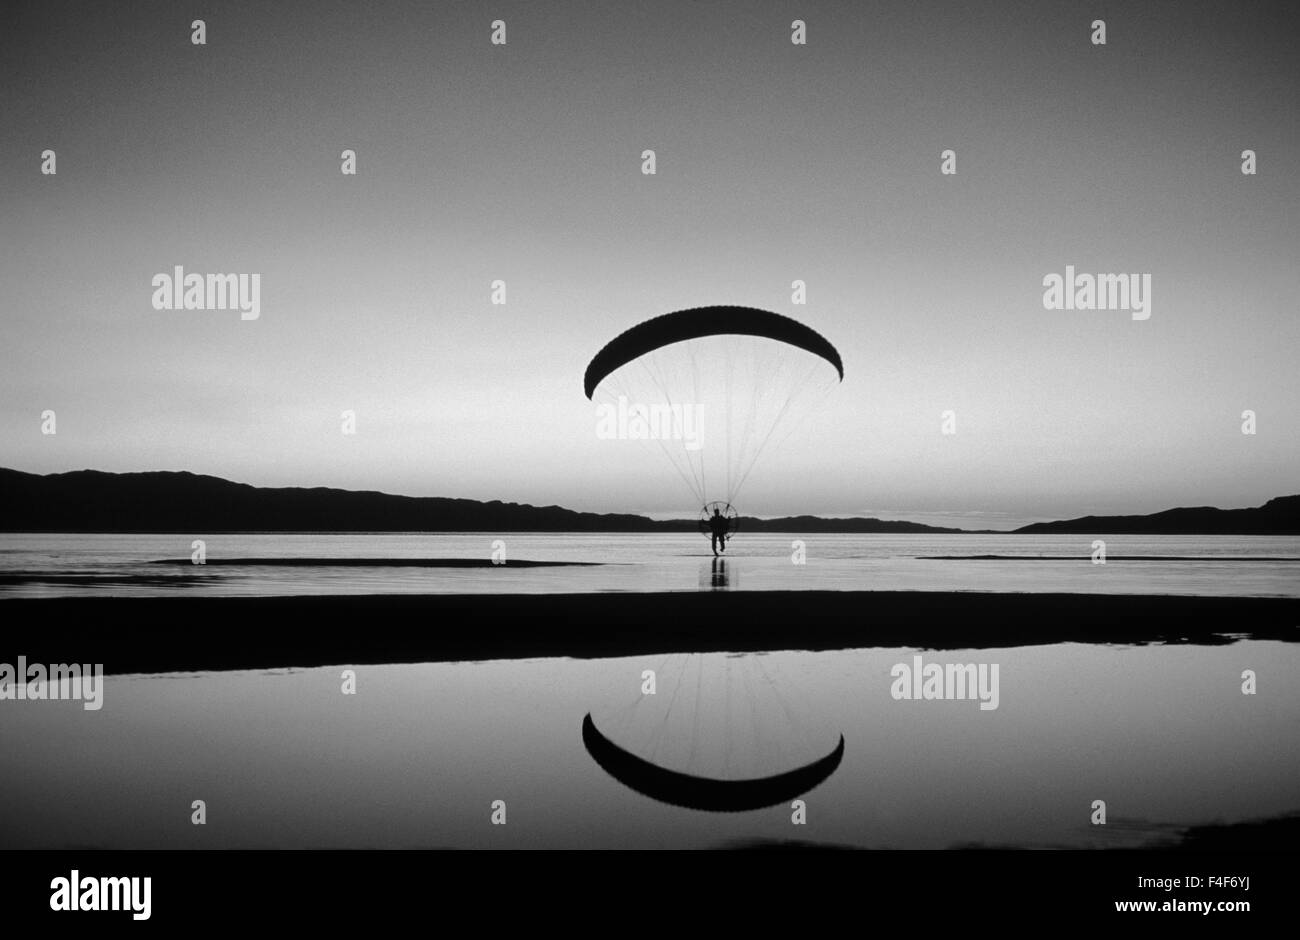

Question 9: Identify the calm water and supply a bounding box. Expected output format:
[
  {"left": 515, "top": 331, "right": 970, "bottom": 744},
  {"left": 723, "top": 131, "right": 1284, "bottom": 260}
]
[
  {"left": 3, "top": 532, "right": 1297, "bottom": 848},
  {"left": 2, "top": 643, "right": 1297, "bottom": 849},
  {"left": 2, "top": 532, "right": 1299, "bottom": 597}
]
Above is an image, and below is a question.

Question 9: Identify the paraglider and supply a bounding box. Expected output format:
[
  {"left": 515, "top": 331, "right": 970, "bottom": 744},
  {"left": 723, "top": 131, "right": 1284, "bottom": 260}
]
[
  {"left": 699, "top": 500, "right": 736, "bottom": 555},
  {"left": 584, "top": 305, "right": 844, "bottom": 549}
]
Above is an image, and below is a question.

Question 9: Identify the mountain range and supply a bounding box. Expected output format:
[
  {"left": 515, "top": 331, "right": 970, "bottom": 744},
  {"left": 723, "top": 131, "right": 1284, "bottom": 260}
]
[{"left": 1, "top": 468, "right": 1296, "bottom": 534}]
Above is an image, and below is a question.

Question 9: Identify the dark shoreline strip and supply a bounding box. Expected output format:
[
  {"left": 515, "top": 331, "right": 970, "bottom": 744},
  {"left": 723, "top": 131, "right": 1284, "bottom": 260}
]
[
  {"left": 2, "top": 591, "right": 1296, "bottom": 675},
  {"left": 146, "top": 558, "right": 603, "bottom": 567}
]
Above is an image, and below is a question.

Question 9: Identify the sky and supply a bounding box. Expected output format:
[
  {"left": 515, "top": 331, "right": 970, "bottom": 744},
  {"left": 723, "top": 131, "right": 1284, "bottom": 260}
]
[{"left": 2, "top": 0, "right": 1297, "bottom": 528}]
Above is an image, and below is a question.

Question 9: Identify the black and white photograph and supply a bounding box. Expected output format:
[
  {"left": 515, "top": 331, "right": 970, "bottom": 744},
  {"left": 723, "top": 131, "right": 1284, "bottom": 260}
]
[{"left": 1, "top": 0, "right": 1296, "bottom": 923}]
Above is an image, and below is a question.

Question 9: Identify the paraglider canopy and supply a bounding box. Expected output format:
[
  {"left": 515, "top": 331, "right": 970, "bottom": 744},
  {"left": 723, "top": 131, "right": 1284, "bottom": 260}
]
[
  {"left": 584, "top": 305, "right": 843, "bottom": 399},
  {"left": 584, "top": 305, "right": 844, "bottom": 512}
]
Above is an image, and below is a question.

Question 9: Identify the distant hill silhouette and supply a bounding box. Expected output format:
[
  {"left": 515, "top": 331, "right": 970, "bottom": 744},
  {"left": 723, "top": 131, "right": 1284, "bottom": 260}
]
[
  {"left": 1013, "top": 495, "right": 1300, "bottom": 535},
  {"left": 1, "top": 468, "right": 1295, "bottom": 534},
  {"left": 735, "top": 514, "right": 966, "bottom": 534},
  {"left": 0, "top": 468, "right": 966, "bottom": 533}
]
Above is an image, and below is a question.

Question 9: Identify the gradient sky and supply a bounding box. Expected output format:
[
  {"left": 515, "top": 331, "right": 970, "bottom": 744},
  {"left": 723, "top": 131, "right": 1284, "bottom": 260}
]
[{"left": 2, "top": 0, "right": 1297, "bottom": 527}]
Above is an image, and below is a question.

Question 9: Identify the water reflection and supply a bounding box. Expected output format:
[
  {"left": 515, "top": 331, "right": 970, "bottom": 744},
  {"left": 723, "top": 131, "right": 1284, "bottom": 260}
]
[
  {"left": 2, "top": 643, "right": 1298, "bottom": 848},
  {"left": 698, "top": 557, "right": 736, "bottom": 590},
  {"left": 581, "top": 712, "right": 844, "bottom": 812}
]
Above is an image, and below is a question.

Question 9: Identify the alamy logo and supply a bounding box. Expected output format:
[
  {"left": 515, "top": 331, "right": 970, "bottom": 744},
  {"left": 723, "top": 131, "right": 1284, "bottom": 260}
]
[
  {"left": 1042, "top": 265, "right": 1150, "bottom": 320},
  {"left": 890, "top": 655, "right": 999, "bottom": 710},
  {"left": 50, "top": 870, "right": 151, "bottom": 920},
  {"left": 151, "top": 265, "right": 261, "bottom": 320},
  {"left": 596, "top": 396, "right": 703, "bottom": 451},
  {"left": 0, "top": 656, "right": 103, "bottom": 710}
]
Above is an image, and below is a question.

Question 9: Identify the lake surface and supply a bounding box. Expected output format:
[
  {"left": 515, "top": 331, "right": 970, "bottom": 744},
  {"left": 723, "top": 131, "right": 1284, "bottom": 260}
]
[
  {"left": 2, "top": 532, "right": 1298, "bottom": 597},
  {"left": 3, "top": 532, "right": 1297, "bottom": 849},
  {"left": 2, "top": 642, "right": 1297, "bottom": 849}
]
